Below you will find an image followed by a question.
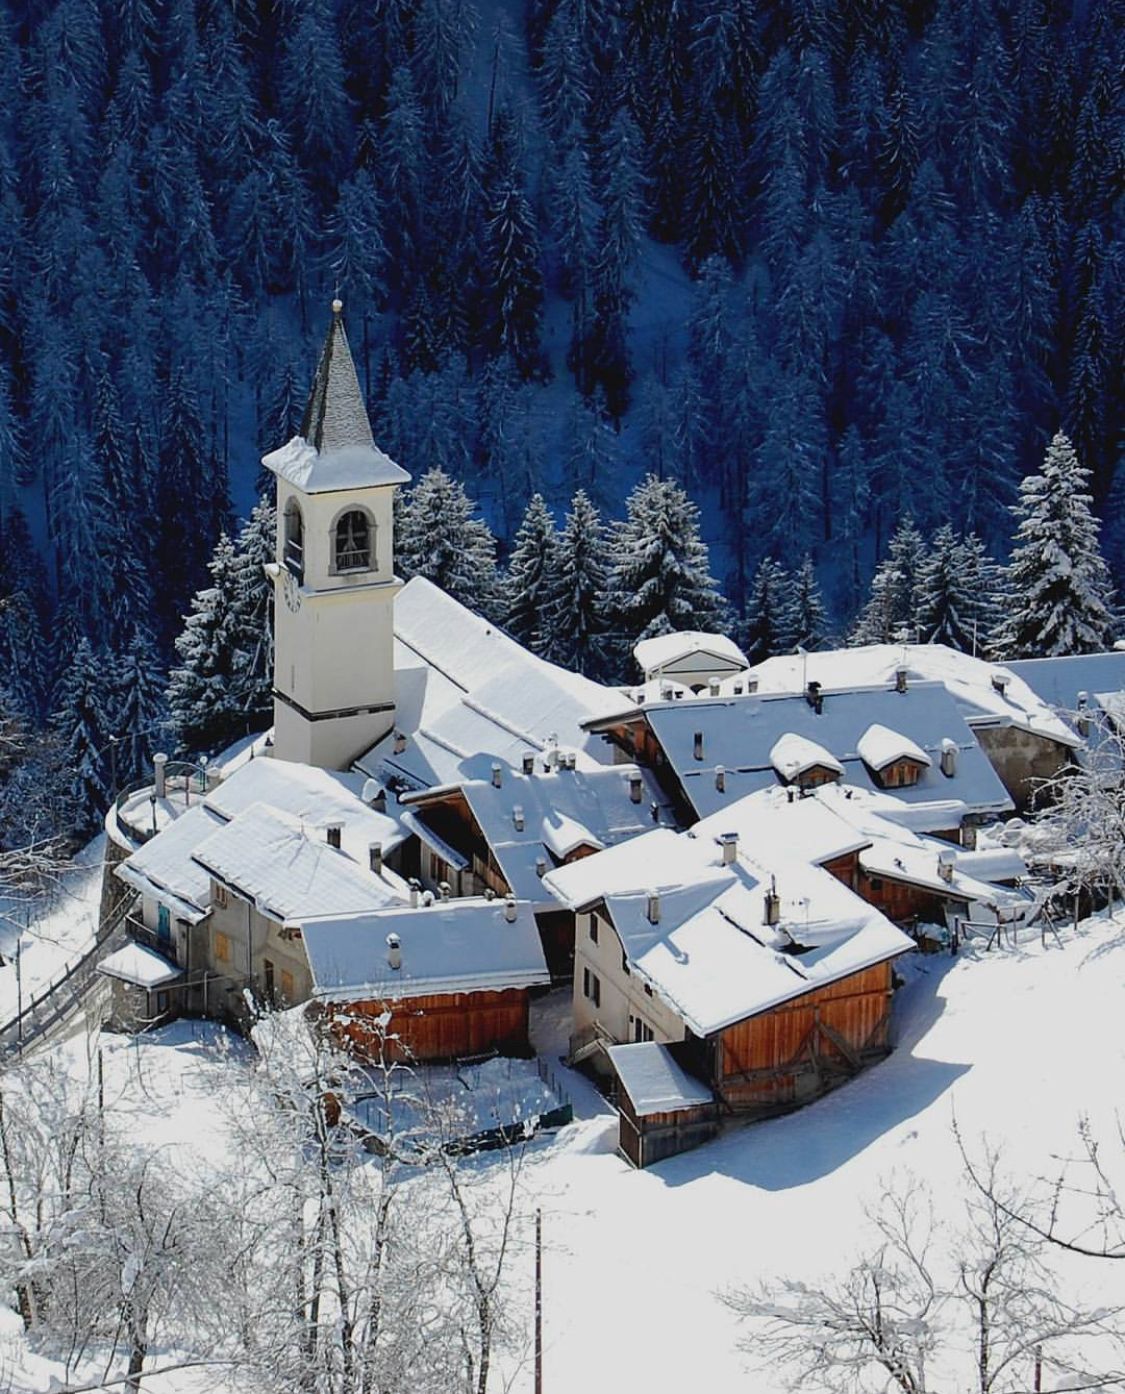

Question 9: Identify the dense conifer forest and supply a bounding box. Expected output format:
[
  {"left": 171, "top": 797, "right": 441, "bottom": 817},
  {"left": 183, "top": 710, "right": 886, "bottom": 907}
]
[{"left": 0, "top": 0, "right": 1121, "bottom": 835}]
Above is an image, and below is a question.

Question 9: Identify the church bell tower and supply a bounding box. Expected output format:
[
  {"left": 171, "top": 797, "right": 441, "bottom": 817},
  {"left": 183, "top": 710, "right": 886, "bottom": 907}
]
[{"left": 263, "top": 301, "right": 410, "bottom": 770}]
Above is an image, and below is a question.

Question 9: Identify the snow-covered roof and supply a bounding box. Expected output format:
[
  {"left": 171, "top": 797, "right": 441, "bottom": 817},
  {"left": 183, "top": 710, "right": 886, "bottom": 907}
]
[
  {"left": 949, "top": 847, "right": 1027, "bottom": 882},
  {"left": 301, "top": 898, "right": 550, "bottom": 1001},
  {"left": 98, "top": 942, "right": 182, "bottom": 988},
  {"left": 406, "top": 764, "right": 670, "bottom": 906},
  {"left": 606, "top": 1042, "right": 714, "bottom": 1116},
  {"left": 745, "top": 645, "right": 1079, "bottom": 748},
  {"left": 191, "top": 804, "right": 405, "bottom": 924},
  {"left": 115, "top": 804, "right": 225, "bottom": 923},
  {"left": 770, "top": 733, "right": 844, "bottom": 781},
  {"left": 544, "top": 826, "right": 912, "bottom": 1038},
  {"left": 205, "top": 757, "right": 407, "bottom": 859},
  {"left": 262, "top": 308, "right": 410, "bottom": 494},
  {"left": 1005, "top": 653, "right": 1125, "bottom": 745},
  {"left": 633, "top": 630, "right": 749, "bottom": 680},
  {"left": 856, "top": 724, "right": 932, "bottom": 771},
  {"left": 625, "top": 683, "right": 1010, "bottom": 824},
  {"left": 692, "top": 786, "right": 872, "bottom": 868},
  {"left": 355, "top": 578, "right": 624, "bottom": 790}
]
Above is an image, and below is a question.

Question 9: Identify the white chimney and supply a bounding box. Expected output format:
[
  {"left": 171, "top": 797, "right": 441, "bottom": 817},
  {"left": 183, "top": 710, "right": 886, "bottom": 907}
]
[
  {"left": 719, "top": 831, "right": 737, "bottom": 865},
  {"left": 732, "top": 682, "right": 744, "bottom": 695},
  {"left": 513, "top": 804, "right": 525, "bottom": 832},
  {"left": 960, "top": 822, "right": 978, "bottom": 850},
  {"left": 715, "top": 765, "right": 726, "bottom": 793},
  {"left": 895, "top": 666, "right": 908, "bottom": 694},
  {"left": 660, "top": 682, "right": 673, "bottom": 701},
  {"left": 628, "top": 773, "right": 643, "bottom": 804},
  {"left": 535, "top": 856, "right": 547, "bottom": 878},
  {"left": 153, "top": 751, "right": 168, "bottom": 799},
  {"left": 708, "top": 678, "right": 720, "bottom": 696},
  {"left": 763, "top": 878, "right": 781, "bottom": 926},
  {"left": 409, "top": 880, "right": 420, "bottom": 908},
  {"left": 491, "top": 763, "right": 502, "bottom": 788},
  {"left": 746, "top": 678, "right": 758, "bottom": 694},
  {"left": 326, "top": 823, "right": 342, "bottom": 849},
  {"left": 646, "top": 889, "right": 661, "bottom": 924},
  {"left": 693, "top": 730, "right": 704, "bottom": 761},
  {"left": 504, "top": 895, "right": 518, "bottom": 923},
  {"left": 386, "top": 933, "right": 402, "bottom": 970},
  {"left": 393, "top": 731, "right": 407, "bottom": 754},
  {"left": 1076, "top": 691, "right": 1091, "bottom": 738},
  {"left": 940, "top": 738, "right": 958, "bottom": 778},
  {"left": 938, "top": 849, "right": 956, "bottom": 884},
  {"left": 369, "top": 842, "right": 383, "bottom": 875},
  {"left": 438, "top": 880, "right": 451, "bottom": 901},
  {"left": 991, "top": 671, "right": 1009, "bottom": 695}
]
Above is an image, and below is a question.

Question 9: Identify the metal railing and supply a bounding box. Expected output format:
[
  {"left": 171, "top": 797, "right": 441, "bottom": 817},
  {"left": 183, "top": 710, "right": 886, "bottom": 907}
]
[{"left": 112, "top": 761, "right": 216, "bottom": 845}]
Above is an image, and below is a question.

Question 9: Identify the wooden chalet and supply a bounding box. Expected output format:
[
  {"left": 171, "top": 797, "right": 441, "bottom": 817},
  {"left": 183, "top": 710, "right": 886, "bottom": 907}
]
[
  {"left": 545, "top": 824, "right": 915, "bottom": 1144},
  {"left": 299, "top": 897, "right": 551, "bottom": 1063}
]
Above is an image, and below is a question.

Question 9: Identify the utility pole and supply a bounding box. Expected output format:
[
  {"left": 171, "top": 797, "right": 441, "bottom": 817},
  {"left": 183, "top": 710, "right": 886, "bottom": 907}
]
[
  {"left": 14, "top": 938, "right": 21, "bottom": 1054},
  {"left": 534, "top": 1208, "right": 542, "bottom": 1394}
]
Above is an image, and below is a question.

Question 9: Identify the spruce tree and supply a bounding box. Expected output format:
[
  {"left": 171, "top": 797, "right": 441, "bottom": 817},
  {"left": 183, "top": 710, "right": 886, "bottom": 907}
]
[
  {"left": 545, "top": 489, "right": 612, "bottom": 679},
  {"left": 49, "top": 637, "right": 113, "bottom": 837},
  {"left": 743, "top": 557, "right": 793, "bottom": 665},
  {"left": 504, "top": 494, "right": 559, "bottom": 654},
  {"left": 113, "top": 625, "right": 167, "bottom": 785},
  {"left": 787, "top": 555, "right": 829, "bottom": 650},
  {"left": 995, "top": 432, "right": 1116, "bottom": 657},
  {"left": 166, "top": 533, "right": 245, "bottom": 755},
  {"left": 396, "top": 468, "right": 502, "bottom": 618},
  {"left": 914, "top": 524, "right": 975, "bottom": 652},
  {"left": 606, "top": 475, "right": 730, "bottom": 669},
  {"left": 228, "top": 498, "right": 276, "bottom": 734},
  {"left": 850, "top": 515, "right": 926, "bottom": 645}
]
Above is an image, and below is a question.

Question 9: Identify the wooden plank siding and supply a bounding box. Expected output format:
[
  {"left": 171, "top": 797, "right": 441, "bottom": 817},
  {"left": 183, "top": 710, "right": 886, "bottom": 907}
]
[
  {"left": 327, "top": 988, "right": 532, "bottom": 1063},
  {"left": 821, "top": 850, "right": 860, "bottom": 890},
  {"left": 615, "top": 1091, "right": 719, "bottom": 1169},
  {"left": 715, "top": 961, "right": 894, "bottom": 1115},
  {"left": 856, "top": 872, "right": 953, "bottom": 927}
]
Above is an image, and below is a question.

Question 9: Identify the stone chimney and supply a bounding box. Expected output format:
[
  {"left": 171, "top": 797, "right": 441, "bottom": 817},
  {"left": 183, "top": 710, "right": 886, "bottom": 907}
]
[
  {"left": 940, "top": 739, "right": 958, "bottom": 778},
  {"left": 386, "top": 933, "right": 402, "bottom": 971},
  {"left": 646, "top": 890, "right": 661, "bottom": 924},
  {"left": 504, "top": 895, "right": 518, "bottom": 923},
  {"left": 715, "top": 765, "right": 726, "bottom": 793},
  {"left": 719, "top": 832, "right": 738, "bottom": 865},
  {"left": 628, "top": 773, "right": 643, "bottom": 804},
  {"left": 369, "top": 842, "right": 383, "bottom": 875}
]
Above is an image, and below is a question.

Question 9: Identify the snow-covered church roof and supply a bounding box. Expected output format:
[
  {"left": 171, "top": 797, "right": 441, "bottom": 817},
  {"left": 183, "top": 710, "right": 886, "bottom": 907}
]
[
  {"left": 354, "top": 577, "right": 626, "bottom": 790},
  {"left": 262, "top": 302, "right": 410, "bottom": 494}
]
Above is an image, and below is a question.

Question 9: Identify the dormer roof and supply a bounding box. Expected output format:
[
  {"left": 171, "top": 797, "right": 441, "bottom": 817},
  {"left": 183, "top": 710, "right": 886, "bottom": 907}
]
[{"left": 262, "top": 303, "right": 410, "bottom": 494}]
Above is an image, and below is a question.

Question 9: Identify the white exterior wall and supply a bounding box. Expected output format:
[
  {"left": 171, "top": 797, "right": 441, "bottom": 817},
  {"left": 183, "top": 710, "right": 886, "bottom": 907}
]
[
  {"left": 272, "top": 480, "right": 400, "bottom": 769},
  {"left": 572, "top": 907, "right": 685, "bottom": 1046},
  {"left": 203, "top": 887, "right": 313, "bottom": 1009}
]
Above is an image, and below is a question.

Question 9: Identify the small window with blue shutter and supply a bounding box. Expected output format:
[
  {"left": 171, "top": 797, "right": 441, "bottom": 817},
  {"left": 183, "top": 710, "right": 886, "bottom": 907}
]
[{"left": 157, "top": 904, "right": 171, "bottom": 944}]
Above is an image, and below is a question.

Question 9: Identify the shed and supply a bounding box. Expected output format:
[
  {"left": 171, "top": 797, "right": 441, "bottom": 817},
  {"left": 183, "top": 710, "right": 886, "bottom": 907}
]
[
  {"left": 98, "top": 942, "right": 183, "bottom": 1031},
  {"left": 607, "top": 1042, "right": 718, "bottom": 1167}
]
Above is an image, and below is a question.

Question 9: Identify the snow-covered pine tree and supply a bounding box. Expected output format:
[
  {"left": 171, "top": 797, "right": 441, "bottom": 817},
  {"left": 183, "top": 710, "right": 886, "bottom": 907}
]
[
  {"left": 850, "top": 514, "right": 926, "bottom": 645},
  {"left": 49, "top": 637, "right": 113, "bottom": 838},
  {"left": 787, "top": 555, "right": 829, "bottom": 650},
  {"left": 228, "top": 498, "right": 276, "bottom": 735},
  {"left": 396, "top": 467, "right": 502, "bottom": 619},
  {"left": 743, "top": 557, "right": 793, "bottom": 664},
  {"left": 913, "top": 524, "right": 1002, "bottom": 654},
  {"left": 112, "top": 625, "right": 167, "bottom": 786},
  {"left": 165, "top": 533, "right": 246, "bottom": 755},
  {"left": 544, "top": 489, "right": 612, "bottom": 679},
  {"left": 606, "top": 475, "right": 730, "bottom": 672},
  {"left": 503, "top": 494, "right": 559, "bottom": 654},
  {"left": 994, "top": 432, "right": 1116, "bottom": 657}
]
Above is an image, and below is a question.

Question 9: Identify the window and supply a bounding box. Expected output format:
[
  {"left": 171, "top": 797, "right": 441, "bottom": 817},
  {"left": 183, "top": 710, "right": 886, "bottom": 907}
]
[
  {"left": 582, "top": 967, "right": 601, "bottom": 1007},
  {"left": 214, "top": 930, "right": 231, "bottom": 965},
  {"left": 155, "top": 990, "right": 169, "bottom": 1015},
  {"left": 213, "top": 883, "right": 229, "bottom": 909},
  {"left": 589, "top": 917, "right": 599, "bottom": 944},
  {"left": 882, "top": 759, "right": 923, "bottom": 789},
  {"left": 283, "top": 499, "right": 304, "bottom": 580},
  {"left": 157, "top": 903, "right": 171, "bottom": 944},
  {"left": 632, "top": 1017, "right": 654, "bottom": 1043},
  {"left": 281, "top": 968, "right": 295, "bottom": 1002},
  {"left": 334, "top": 509, "right": 371, "bottom": 571}
]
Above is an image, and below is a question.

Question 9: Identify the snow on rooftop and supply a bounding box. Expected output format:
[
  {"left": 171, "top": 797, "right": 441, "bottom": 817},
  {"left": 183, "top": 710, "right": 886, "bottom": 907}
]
[
  {"left": 301, "top": 898, "right": 549, "bottom": 1001},
  {"left": 546, "top": 824, "right": 912, "bottom": 1037},
  {"left": 98, "top": 942, "right": 182, "bottom": 988},
  {"left": 205, "top": 757, "right": 407, "bottom": 860},
  {"left": 633, "top": 630, "right": 749, "bottom": 678},
  {"left": 635, "top": 683, "right": 1012, "bottom": 823},
  {"left": 606, "top": 1042, "right": 714, "bottom": 1116},
  {"left": 115, "top": 803, "right": 225, "bottom": 922},
  {"left": 856, "top": 723, "right": 932, "bottom": 771},
  {"left": 262, "top": 435, "right": 411, "bottom": 494},
  {"left": 746, "top": 644, "right": 1079, "bottom": 747},
  {"left": 770, "top": 732, "right": 844, "bottom": 781},
  {"left": 356, "top": 577, "right": 624, "bottom": 789},
  {"left": 692, "top": 786, "right": 872, "bottom": 867},
  {"left": 191, "top": 803, "right": 404, "bottom": 924}
]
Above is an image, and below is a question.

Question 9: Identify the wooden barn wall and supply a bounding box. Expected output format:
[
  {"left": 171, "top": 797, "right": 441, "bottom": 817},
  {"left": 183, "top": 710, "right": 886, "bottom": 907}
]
[
  {"left": 615, "top": 1092, "right": 719, "bottom": 1169},
  {"left": 329, "top": 989, "right": 531, "bottom": 1063},
  {"left": 821, "top": 851, "right": 860, "bottom": 889},
  {"left": 716, "top": 962, "right": 894, "bottom": 1113},
  {"left": 857, "top": 873, "right": 950, "bottom": 927}
]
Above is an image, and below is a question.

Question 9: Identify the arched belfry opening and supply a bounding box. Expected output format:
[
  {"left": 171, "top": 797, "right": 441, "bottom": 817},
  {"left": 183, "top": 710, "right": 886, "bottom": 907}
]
[
  {"left": 284, "top": 498, "right": 304, "bottom": 579},
  {"left": 334, "top": 508, "right": 372, "bottom": 572}
]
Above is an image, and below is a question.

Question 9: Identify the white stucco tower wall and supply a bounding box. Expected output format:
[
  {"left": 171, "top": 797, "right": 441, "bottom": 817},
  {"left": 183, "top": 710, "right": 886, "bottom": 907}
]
[{"left": 263, "top": 302, "right": 411, "bottom": 770}]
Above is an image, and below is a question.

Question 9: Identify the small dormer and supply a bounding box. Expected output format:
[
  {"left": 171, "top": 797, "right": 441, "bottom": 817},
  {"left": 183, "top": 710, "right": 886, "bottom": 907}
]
[
  {"left": 769, "top": 733, "right": 843, "bottom": 790},
  {"left": 856, "top": 724, "right": 932, "bottom": 789}
]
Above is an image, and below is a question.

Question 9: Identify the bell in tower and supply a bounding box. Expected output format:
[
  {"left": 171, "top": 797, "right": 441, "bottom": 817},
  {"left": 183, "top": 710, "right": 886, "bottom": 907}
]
[{"left": 263, "top": 301, "right": 411, "bottom": 770}]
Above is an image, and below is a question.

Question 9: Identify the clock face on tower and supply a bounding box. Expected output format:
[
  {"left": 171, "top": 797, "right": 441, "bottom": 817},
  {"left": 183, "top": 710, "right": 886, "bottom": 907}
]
[{"left": 283, "top": 568, "right": 302, "bottom": 612}]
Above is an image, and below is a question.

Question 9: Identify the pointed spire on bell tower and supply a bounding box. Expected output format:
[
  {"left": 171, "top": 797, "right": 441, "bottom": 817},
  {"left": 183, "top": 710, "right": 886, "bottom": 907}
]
[{"left": 299, "top": 298, "right": 376, "bottom": 454}]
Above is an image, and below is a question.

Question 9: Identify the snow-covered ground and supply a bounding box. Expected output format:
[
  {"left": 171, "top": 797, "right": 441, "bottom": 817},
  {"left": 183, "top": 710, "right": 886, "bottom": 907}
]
[
  {"left": 0, "top": 835, "right": 106, "bottom": 1027},
  {"left": 4, "top": 905, "right": 1125, "bottom": 1391}
]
